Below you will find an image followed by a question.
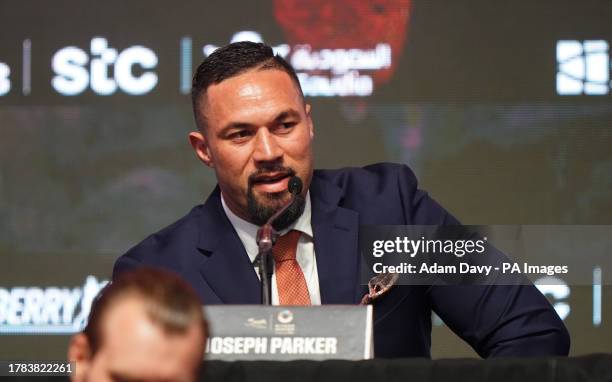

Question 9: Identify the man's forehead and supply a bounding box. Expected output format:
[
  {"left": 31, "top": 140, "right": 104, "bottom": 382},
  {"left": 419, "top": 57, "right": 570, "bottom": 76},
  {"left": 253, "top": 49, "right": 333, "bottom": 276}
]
[
  {"left": 199, "top": 69, "right": 302, "bottom": 131},
  {"left": 236, "top": 80, "right": 264, "bottom": 98},
  {"left": 100, "top": 297, "right": 154, "bottom": 343},
  {"left": 99, "top": 298, "right": 203, "bottom": 364},
  {"left": 205, "top": 69, "right": 302, "bottom": 108}
]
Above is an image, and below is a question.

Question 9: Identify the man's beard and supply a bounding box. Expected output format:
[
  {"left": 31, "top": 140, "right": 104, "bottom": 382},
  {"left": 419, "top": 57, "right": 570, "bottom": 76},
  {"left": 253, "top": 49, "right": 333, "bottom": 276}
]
[{"left": 246, "top": 166, "right": 305, "bottom": 231}]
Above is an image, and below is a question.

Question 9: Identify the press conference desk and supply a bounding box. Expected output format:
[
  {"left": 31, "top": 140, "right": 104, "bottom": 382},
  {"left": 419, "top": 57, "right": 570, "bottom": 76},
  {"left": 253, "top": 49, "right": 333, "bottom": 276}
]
[
  {"left": 203, "top": 354, "right": 611, "bottom": 382},
  {"left": 10, "top": 354, "right": 610, "bottom": 381}
]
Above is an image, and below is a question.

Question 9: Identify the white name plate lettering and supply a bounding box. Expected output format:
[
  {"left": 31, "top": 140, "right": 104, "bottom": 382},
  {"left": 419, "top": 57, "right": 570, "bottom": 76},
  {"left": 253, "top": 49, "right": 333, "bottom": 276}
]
[{"left": 204, "top": 305, "right": 373, "bottom": 360}]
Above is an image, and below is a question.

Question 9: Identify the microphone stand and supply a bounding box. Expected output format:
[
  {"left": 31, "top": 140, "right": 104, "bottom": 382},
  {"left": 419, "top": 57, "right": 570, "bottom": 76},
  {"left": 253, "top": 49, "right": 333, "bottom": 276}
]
[
  {"left": 256, "top": 223, "right": 276, "bottom": 306},
  {"left": 255, "top": 178, "right": 301, "bottom": 305}
]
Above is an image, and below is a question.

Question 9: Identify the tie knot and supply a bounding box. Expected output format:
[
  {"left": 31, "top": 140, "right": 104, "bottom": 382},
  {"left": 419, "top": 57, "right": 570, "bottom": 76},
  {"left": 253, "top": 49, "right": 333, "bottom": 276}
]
[{"left": 272, "top": 230, "right": 302, "bottom": 262}]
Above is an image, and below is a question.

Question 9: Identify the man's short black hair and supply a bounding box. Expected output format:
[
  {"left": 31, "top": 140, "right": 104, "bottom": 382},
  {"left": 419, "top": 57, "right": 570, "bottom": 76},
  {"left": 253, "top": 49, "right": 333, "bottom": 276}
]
[{"left": 191, "top": 41, "right": 303, "bottom": 130}]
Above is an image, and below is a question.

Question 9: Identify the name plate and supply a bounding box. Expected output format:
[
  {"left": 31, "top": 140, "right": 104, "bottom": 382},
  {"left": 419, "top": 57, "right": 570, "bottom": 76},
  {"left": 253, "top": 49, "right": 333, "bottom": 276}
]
[{"left": 204, "top": 305, "right": 373, "bottom": 361}]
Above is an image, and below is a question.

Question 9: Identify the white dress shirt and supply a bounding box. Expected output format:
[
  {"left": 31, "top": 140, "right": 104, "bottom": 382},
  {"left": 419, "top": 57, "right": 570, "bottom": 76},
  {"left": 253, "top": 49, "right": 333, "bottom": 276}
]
[{"left": 221, "top": 192, "right": 321, "bottom": 305}]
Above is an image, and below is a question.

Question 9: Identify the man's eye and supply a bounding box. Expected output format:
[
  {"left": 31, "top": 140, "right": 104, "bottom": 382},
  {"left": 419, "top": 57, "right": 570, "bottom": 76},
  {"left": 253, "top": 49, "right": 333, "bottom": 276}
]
[
  {"left": 281, "top": 122, "right": 297, "bottom": 129},
  {"left": 229, "top": 131, "right": 251, "bottom": 140}
]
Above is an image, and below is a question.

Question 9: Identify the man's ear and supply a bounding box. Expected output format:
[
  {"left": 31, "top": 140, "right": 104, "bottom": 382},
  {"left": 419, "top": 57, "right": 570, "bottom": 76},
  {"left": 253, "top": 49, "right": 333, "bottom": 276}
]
[
  {"left": 305, "top": 103, "right": 314, "bottom": 139},
  {"left": 188, "top": 131, "right": 214, "bottom": 168},
  {"left": 67, "top": 333, "right": 92, "bottom": 382}
]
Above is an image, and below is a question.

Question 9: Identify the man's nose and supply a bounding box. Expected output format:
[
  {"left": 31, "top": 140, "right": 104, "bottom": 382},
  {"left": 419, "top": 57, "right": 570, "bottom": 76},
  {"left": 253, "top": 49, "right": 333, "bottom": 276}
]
[{"left": 252, "top": 128, "right": 282, "bottom": 163}]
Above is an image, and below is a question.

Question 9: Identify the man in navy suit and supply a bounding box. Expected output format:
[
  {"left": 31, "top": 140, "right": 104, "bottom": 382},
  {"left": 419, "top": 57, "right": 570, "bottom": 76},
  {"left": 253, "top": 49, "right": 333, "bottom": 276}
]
[{"left": 114, "top": 42, "right": 569, "bottom": 358}]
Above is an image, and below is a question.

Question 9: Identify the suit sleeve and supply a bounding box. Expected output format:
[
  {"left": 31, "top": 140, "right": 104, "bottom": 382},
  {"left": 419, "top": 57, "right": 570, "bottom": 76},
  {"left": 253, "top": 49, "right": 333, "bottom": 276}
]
[
  {"left": 396, "top": 164, "right": 570, "bottom": 357},
  {"left": 113, "top": 235, "right": 158, "bottom": 280},
  {"left": 112, "top": 253, "right": 143, "bottom": 279}
]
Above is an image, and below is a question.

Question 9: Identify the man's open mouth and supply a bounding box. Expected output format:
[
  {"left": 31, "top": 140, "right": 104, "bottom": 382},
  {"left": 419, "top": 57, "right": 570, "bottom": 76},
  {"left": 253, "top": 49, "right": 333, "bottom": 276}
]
[
  {"left": 252, "top": 172, "right": 291, "bottom": 184},
  {"left": 250, "top": 171, "right": 295, "bottom": 193}
]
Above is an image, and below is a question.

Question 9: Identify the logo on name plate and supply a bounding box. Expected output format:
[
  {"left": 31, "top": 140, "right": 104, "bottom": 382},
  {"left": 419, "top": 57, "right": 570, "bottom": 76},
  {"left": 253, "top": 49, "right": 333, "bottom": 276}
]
[
  {"left": 244, "top": 317, "right": 268, "bottom": 330},
  {"left": 274, "top": 309, "right": 295, "bottom": 335},
  {"left": 277, "top": 310, "right": 294, "bottom": 324}
]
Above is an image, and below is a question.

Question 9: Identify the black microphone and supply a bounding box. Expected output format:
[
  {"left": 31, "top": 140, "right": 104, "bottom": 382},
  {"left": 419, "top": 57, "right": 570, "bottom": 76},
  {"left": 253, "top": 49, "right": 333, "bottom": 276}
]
[
  {"left": 256, "top": 175, "right": 303, "bottom": 305},
  {"left": 288, "top": 176, "right": 302, "bottom": 195}
]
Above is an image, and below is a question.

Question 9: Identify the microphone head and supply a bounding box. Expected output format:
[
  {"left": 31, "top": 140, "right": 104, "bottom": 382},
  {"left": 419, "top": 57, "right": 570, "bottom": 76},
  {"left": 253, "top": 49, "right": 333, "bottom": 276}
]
[{"left": 288, "top": 176, "right": 303, "bottom": 195}]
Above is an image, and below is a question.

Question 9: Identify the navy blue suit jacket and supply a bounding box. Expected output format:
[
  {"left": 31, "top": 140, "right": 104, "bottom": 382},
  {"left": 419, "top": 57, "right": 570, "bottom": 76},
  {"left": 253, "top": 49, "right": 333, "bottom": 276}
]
[{"left": 114, "top": 163, "right": 570, "bottom": 358}]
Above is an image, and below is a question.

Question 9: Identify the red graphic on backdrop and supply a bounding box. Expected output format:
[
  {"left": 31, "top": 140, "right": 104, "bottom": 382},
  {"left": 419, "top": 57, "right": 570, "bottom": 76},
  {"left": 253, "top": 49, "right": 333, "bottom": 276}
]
[{"left": 273, "top": 0, "right": 411, "bottom": 85}]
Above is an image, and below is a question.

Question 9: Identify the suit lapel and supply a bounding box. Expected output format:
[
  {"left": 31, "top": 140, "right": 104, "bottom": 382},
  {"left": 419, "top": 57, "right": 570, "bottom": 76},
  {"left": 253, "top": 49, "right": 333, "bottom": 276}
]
[
  {"left": 310, "top": 175, "right": 361, "bottom": 304},
  {"left": 196, "top": 187, "right": 261, "bottom": 304},
  {"left": 195, "top": 178, "right": 363, "bottom": 305}
]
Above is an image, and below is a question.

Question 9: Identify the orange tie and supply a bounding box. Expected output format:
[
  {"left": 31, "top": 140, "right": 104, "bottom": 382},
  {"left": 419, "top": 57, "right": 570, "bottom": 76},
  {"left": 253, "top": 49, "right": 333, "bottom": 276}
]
[{"left": 273, "top": 230, "right": 311, "bottom": 305}]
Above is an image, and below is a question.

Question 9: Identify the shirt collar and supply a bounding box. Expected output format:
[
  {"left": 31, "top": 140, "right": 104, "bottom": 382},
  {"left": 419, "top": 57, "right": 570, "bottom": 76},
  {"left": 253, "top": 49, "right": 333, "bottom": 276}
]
[{"left": 221, "top": 191, "right": 313, "bottom": 263}]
